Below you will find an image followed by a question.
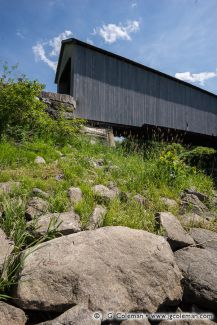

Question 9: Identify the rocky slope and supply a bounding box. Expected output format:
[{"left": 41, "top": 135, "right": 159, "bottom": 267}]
[{"left": 0, "top": 178, "right": 217, "bottom": 324}]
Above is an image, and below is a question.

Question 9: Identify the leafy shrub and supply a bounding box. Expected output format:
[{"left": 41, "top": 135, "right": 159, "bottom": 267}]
[
  {"left": 180, "top": 146, "right": 216, "bottom": 167},
  {"left": 157, "top": 144, "right": 196, "bottom": 185},
  {"left": 0, "top": 63, "right": 83, "bottom": 144}
]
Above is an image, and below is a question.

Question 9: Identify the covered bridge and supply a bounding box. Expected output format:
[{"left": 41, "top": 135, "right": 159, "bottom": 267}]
[{"left": 55, "top": 38, "right": 217, "bottom": 146}]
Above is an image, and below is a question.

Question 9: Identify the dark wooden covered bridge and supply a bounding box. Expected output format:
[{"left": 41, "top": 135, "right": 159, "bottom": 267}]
[{"left": 55, "top": 38, "right": 217, "bottom": 146}]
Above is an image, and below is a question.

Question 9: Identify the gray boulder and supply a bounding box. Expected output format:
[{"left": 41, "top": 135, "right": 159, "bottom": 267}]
[
  {"left": 25, "top": 197, "right": 49, "bottom": 220},
  {"left": 156, "top": 212, "right": 195, "bottom": 250},
  {"left": 93, "top": 184, "right": 119, "bottom": 201},
  {"left": 32, "top": 211, "right": 81, "bottom": 236},
  {"left": 88, "top": 205, "right": 107, "bottom": 230},
  {"left": 0, "top": 228, "right": 14, "bottom": 273},
  {"left": 68, "top": 187, "right": 83, "bottom": 204},
  {"left": 0, "top": 181, "right": 20, "bottom": 194},
  {"left": 175, "top": 246, "right": 217, "bottom": 311},
  {"left": 14, "top": 227, "right": 182, "bottom": 314},
  {"left": 190, "top": 228, "right": 217, "bottom": 250},
  {"left": 0, "top": 301, "right": 26, "bottom": 325},
  {"left": 180, "top": 193, "right": 208, "bottom": 216},
  {"left": 37, "top": 304, "right": 100, "bottom": 325}
]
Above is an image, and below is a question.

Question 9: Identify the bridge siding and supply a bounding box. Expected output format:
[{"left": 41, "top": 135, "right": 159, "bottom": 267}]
[{"left": 59, "top": 41, "right": 217, "bottom": 137}]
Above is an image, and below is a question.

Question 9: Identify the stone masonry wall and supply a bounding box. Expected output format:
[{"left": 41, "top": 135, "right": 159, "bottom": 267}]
[{"left": 39, "top": 91, "right": 76, "bottom": 119}]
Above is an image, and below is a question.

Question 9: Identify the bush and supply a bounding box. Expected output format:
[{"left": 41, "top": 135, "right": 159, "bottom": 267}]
[
  {"left": 0, "top": 63, "right": 83, "bottom": 144},
  {"left": 157, "top": 144, "right": 196, "bottom": 184}
]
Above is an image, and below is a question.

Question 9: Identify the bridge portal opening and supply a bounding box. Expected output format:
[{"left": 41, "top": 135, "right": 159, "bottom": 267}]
[{"left": 58, "top": 58, "right": 71, "bottom": 95}]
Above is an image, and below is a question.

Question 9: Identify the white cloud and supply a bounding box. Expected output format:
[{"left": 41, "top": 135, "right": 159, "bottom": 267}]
[
  {"left": 32, "top": 30, "right": 72, "bottom": 71},
  {"left": 49, "top": 30, "right": 72, "bottom": 56},
  {"left": 93, "top": 20, "right": 140, "bottom": 44},
  {"left": 175, "top": 70, "right": 217, "bottom": 85},
  {"left": 32, "top": 43, "right": 57, "bottom": 71}
]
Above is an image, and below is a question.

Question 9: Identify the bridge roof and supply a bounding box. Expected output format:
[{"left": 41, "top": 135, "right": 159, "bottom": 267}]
[{"left": 55, "top": 38, "right": 217, "bottom": 101}]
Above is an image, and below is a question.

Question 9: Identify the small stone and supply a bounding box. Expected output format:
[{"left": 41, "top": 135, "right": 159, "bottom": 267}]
[
  {"left": 88, "top": 205, "right": 107, "bottom": 230},
  {"left": 34, "top": 156, "right": 46, "bottom": 164},
  {"left": 32, "top": 211, "right": 81, "bottom": 236},
  {"left": 161, "top": 197, "right": 178, "bottom": 209},
  {"left": 25, "top": 197, "right": 49, "bottom": 220},
  {"left": 0, "top": 228, "right": 14, "bottom": 273},
  {"left": 0, "top": 181, "right": 20, "bottom": 194},
  {"left": 90, "top": 158, "right": 105, "bottom": 168},
  {"left": 0, "top": 301, "right": 27, "bottom": 325},
  {"left": 156, "top": 212, "right": 195, "bottom": 250},
  {"left": 133, "top": 194, "right": 147, "bottom": 207},
  {"left": 68, "top": 187, "right": 83, "bottom": 204},
  {"left": 32, "top": 188, "right": 50, "bottom": 199},
  {"left": 55, "top": 173, "right": 64, "bottom": 181},
  {"left": 93, "top": 184, "right": 119, "bottom": 202}
]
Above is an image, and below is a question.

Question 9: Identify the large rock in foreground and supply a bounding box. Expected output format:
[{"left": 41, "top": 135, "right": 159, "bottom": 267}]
[
  {"left": 175, "top": 247, "right": 217, "bottom": 312},
  {"left": 14, "top": 227, "right": 182, "bottom": 314}
]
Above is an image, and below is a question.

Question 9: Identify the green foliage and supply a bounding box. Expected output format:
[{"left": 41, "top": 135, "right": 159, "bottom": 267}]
[
  {"left": 181, "top": 146, "right": 217, "bottom": 169},
  {"left": 158, "top": 144, "right": 196, "bottom": 184},
  {"left": 0, "top": 64, "right": 47, "bottom": 140},
  {"left": 0, "top": 63, "right": 83, "bottom": 144}
]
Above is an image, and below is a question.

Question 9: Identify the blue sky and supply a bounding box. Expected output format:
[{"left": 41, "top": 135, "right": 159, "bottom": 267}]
[{"left": 0, "top": 0, "right": 217, "bottom": 93}]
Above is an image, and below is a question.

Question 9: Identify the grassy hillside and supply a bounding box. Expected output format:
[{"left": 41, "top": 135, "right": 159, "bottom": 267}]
[
  {"left": 0, "top": 137, "right": 216, "bottom": 235},
  {"left": 0, "top": 67, "right": 216, "bottom": 300}
]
